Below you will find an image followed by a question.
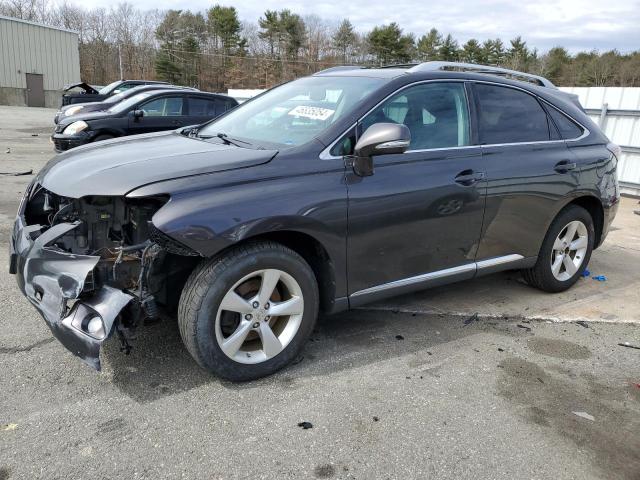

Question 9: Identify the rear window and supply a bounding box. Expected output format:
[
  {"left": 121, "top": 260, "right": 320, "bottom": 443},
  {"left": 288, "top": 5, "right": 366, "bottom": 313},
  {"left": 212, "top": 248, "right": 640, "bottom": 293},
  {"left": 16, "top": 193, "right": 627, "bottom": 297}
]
[
  {"left": 547, "top": 106, "right": 584, "bottom": 140},
  {"left": 475, "top": 84, "right": 550, "bottom": 144}
]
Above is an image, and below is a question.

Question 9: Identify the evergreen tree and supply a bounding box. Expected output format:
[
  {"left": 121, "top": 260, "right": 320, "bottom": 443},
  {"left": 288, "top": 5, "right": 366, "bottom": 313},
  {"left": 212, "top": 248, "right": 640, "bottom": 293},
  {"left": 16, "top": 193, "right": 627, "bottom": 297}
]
[
  {"left": 367, "top": 22, "right": 415, "bottom": 65},
  {"left": 460, "top": 39, "right": 485, "bottom": 64},
  {"left": 416, "top": 28, "right": 442, "bottom": 61},
  {"left": 333, "top": 19, "right": 357, "bottom": 63},
  {"left": 439, "top": 34, "right": 459, "bottom": 61}
]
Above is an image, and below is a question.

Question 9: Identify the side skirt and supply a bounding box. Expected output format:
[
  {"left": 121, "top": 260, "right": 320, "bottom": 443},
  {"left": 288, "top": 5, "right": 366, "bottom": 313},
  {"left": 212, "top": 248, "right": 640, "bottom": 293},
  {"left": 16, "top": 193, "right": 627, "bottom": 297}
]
[{"left": 348, "top": 254, "right": 537, "bottom": 308}]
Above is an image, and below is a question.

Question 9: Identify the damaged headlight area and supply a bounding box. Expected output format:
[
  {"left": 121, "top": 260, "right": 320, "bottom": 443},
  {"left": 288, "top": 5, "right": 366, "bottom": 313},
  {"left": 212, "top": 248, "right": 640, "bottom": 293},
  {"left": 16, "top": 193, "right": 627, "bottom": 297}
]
[{"left": 11, "top": 186, "right": 200, "bottom": 370}]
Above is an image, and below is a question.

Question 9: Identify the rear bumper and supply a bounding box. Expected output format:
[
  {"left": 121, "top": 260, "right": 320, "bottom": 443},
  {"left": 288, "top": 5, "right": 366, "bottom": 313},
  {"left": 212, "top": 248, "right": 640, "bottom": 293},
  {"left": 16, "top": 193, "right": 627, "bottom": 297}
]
[{"left": 10, "top": 212, "right": 133, "bottom": 370}]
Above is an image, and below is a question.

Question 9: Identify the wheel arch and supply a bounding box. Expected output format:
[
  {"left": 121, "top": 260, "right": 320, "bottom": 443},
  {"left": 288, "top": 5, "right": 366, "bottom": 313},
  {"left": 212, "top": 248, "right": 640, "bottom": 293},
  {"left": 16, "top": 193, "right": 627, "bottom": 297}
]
[
  {"left": 563, "top": 195, "right": 604, "bottom": 248},
  {"left": 233, "top": 230, "right": 338, "bottom": 314}
]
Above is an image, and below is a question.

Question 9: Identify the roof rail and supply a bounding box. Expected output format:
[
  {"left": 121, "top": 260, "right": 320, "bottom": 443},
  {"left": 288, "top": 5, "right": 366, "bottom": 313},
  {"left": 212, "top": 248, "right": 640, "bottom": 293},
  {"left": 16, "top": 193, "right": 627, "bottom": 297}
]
[
  {"left": 315, "top": 66, "right": 364, "bottom": 74},
  {"left": 408, "top": 61, "right": 556, "bottom": 88}
]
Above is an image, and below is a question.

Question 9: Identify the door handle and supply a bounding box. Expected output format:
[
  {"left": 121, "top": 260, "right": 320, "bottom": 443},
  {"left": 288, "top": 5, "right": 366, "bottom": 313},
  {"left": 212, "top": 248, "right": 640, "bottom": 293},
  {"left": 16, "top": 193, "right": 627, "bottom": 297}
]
[
  {"left": 454, "top": 169, "right": 485, "bottom": 186},
  {"left": 554, "top": 160, "right": 577, "bottom": 173}
]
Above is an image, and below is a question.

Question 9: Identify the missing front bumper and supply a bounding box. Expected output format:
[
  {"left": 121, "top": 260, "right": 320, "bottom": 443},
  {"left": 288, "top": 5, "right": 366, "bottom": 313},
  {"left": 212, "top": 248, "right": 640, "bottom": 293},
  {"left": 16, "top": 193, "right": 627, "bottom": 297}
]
[{"left": 10, "top": 217, "right": 134, "bottom": 370}]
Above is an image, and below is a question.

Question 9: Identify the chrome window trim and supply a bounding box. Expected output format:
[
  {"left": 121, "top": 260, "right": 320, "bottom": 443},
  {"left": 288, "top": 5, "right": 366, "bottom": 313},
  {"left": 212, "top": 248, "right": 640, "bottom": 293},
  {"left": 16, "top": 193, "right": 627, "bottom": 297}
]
[
  {"left": 319, "top": 78, "right": 590, "bottom": 160},
  {"left": 350, "top": 254, "right": 524, "bottom": 298}
]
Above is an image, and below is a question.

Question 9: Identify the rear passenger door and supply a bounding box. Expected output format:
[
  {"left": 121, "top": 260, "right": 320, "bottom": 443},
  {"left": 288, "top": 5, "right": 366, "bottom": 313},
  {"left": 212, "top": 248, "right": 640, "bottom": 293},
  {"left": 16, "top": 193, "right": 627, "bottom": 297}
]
[
  {"left": 187, "top": 96, "right": 227, "bottom": 124},
  {"left": 472, "top": 82, "right": 580, "bottom": 262},
  {"left": 127, "top": 94, "right": 186, "bottom": 134}
]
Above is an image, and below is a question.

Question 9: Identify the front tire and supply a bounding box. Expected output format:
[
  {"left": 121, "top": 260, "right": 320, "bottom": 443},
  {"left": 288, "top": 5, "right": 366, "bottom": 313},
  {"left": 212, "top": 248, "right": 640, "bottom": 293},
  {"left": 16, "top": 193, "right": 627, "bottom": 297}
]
[
  {"left": 178, "top": 241, "right": 319, "bottom": 381},
  {"left": 522, "top": 205, "right": 594, "bottom": 292}
]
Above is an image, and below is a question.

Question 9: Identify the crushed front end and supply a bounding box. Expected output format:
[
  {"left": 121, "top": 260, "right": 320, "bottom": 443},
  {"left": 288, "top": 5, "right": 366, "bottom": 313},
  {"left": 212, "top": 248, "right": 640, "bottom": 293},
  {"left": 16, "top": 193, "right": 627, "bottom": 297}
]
[{"left": 9, "top": 182, "right": 196, "bottom": 370}]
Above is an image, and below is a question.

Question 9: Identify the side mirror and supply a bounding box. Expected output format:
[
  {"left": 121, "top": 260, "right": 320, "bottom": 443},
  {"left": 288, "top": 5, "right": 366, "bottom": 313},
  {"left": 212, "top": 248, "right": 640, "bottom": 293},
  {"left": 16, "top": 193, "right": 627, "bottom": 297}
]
[
  {"left": 133, "top": 109, "right": 144, "bottom": 121},
  {"left": 351, "top": 123, "right": 411, "bottom": 176}
]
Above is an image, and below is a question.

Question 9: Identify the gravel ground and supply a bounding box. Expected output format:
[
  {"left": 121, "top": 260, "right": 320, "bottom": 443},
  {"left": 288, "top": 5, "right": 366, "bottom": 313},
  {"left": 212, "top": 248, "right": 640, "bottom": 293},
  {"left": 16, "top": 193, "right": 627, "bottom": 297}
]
[{"left": 0, "top": 106, "right": 639, "bottom": 480}]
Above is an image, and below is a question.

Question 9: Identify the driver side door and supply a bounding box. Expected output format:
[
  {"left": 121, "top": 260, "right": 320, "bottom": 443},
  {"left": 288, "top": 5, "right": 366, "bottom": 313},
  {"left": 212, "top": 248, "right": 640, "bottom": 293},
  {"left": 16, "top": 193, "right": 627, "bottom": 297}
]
[
  {"left": 346, "top": 81, "right": 487, "bottom": 305},
  {"left": 127, "top": 95, "right": 187, "bottom": 135}
]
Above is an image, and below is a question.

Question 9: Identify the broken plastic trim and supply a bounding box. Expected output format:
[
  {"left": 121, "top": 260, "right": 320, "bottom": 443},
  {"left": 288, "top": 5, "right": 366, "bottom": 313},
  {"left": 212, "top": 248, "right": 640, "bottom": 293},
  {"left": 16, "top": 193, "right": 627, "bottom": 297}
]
[{"left": 13, "top": 219, "right": 134, "bottom": 370}]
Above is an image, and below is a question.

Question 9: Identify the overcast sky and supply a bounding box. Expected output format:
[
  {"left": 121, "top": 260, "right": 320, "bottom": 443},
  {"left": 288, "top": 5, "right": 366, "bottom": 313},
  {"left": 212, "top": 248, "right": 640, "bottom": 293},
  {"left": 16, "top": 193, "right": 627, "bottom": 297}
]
[{"left": 74, "top": 0, "right": 639, "bottom": 53}]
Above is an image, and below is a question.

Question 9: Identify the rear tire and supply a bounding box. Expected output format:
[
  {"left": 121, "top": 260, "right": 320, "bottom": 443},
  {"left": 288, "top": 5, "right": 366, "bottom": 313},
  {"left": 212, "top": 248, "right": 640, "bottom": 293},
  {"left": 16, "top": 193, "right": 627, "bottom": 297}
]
[
  {"left": 178, "top": 241, "right": 319, "bottom": 381},
  {"left": 522, "top": 205, "right": 594, "bottom": 293}
]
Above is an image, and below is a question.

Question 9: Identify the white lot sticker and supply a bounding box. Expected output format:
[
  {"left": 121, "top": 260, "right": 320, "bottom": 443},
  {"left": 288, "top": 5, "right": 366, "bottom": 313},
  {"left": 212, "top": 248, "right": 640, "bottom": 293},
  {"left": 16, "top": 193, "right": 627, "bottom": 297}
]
[{"left": 288, "top": 105, "right": 335, "bottom": 121}]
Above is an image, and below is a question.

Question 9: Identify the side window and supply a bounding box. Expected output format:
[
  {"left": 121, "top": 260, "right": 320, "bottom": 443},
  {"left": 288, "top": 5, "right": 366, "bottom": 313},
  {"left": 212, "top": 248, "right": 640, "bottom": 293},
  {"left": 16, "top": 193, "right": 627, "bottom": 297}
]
[
  {"left": 361, "top": 82, "right": 470, "bottom": 150},
  {"left": 140, "top": 96, "right": 184, "bottom": 116},
  {"left": 547, "top": 106, "right": 584, "bottom": 140},
  {"left": 475, "top": 84, "right": 550, "bottom": 144},
  {"left": 189, "top": 97, "right": 217, "bottom": 116}
]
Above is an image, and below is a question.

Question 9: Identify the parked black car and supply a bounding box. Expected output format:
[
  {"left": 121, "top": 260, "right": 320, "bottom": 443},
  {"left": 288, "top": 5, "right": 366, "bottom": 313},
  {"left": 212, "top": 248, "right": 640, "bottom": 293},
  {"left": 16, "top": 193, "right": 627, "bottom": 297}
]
[
  {"left": 61, "top": 79, "right": 169, "bottom": 107},
  {"left": 52, "top": 89, "right": 238, "bottom": 152},
  {"left": 54, "top": 84, "right": 199, "bottom": 124},
  {"left": 11, "top": 62, "right": 620, "bottom": 381}
]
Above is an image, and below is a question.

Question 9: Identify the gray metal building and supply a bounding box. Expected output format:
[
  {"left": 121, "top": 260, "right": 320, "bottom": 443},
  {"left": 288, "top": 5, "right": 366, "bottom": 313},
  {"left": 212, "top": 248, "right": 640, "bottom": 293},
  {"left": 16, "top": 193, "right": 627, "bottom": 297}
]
[{"left": 0, "top": 15, "right": 80, "bottom": 108}]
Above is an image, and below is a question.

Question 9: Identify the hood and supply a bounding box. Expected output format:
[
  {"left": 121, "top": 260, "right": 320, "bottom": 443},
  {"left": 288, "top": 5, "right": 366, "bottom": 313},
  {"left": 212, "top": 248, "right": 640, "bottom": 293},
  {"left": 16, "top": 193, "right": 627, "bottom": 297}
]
[
  {"left": 61, "top": 101, "right": 105, "bottom": 113},
  {"left": 37, "top": 131, "right": 278, "bottom": 198},
  {"left": 56, "top": 111, "right": 113, "bottom": 131},
  {"left": 63, "top": 82, "right": 99, "bottom": 94}
]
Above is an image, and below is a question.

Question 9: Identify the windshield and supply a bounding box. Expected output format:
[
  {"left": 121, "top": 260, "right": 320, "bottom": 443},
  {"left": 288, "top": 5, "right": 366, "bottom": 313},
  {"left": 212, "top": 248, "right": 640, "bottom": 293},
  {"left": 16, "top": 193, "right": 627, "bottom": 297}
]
[
  {"left": 107, "top": 92, "right": 153, "bottom": 113},
  {"left": 99, "top": 80, "right": 123, "bottom": 95},
  {"left": 198, "top": 76, "right": 386, "bottom": 148}
]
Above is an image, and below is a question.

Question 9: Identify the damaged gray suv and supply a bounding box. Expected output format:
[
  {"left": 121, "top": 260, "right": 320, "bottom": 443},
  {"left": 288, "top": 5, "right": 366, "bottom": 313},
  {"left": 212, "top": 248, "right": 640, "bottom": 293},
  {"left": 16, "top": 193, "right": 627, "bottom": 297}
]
[{"left": 10, "top": 62, "right": 620, "bottom": 381}]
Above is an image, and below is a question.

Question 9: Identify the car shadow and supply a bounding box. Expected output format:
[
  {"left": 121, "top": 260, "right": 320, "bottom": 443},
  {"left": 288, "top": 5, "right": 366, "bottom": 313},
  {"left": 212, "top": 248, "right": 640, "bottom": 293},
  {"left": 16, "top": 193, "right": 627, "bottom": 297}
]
[{"left": 102, "top": 307, "right": 521, "bottom": 403}]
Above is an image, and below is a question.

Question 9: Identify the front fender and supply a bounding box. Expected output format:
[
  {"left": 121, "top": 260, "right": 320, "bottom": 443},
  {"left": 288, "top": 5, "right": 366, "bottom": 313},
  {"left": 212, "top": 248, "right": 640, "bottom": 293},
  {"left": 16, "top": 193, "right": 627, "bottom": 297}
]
[{"left": 146, "top": 168, "right": 348, "bottom": 296}]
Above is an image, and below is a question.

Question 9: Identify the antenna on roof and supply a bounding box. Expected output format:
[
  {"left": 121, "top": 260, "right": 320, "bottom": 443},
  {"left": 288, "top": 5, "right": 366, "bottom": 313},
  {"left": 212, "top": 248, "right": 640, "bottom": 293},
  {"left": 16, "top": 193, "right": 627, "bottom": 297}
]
[{"left": 408, "top": 61, "right": 556, "bottom": 88}]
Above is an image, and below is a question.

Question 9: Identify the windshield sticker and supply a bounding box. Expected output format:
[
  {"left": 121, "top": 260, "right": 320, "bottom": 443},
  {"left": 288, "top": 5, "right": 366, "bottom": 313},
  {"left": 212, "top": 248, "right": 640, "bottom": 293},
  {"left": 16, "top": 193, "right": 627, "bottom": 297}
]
[{"left": 288, "top": 105, "right": 335, "bottom": 121}]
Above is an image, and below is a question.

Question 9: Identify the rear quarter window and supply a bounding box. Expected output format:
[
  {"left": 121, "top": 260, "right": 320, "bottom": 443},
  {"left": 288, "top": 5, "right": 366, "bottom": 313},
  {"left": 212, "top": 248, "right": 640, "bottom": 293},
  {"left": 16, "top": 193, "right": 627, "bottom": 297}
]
[{"left": 546, "top": 106, "right": 584, "bottom": 140}]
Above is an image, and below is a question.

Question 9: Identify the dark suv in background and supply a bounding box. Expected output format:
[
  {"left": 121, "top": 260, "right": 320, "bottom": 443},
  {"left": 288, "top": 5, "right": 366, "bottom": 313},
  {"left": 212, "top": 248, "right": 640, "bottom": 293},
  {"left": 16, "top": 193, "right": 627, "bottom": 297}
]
[
  {"left": 52, "top": 89, "right": 238, "bottom": 152},
  {"left": 11, "top": 62, "right": 619, "bottom": 381},
  {"left": 54, "top": 85, "right": 199, "bottom": 124}
]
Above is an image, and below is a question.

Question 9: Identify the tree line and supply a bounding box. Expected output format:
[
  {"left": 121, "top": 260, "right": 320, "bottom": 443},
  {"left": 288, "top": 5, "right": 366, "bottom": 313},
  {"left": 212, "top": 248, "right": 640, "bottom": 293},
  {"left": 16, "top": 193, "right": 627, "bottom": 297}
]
[{"left": 2, "top": 0, "right": 639, "bottom": 91}]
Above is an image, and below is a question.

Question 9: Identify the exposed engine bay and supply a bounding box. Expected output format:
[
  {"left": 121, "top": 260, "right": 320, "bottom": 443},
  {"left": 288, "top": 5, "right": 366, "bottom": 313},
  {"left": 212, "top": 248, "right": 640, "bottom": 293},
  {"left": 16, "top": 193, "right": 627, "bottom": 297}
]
[{"left": 14, "top": 184, "right": 200, "bottom": 368}]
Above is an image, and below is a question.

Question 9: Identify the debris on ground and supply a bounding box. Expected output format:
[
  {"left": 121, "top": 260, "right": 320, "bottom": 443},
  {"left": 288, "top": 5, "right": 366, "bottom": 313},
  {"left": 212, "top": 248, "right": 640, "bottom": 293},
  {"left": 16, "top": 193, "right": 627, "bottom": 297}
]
[
  {"left": 582, "top": 269, "right": 591, "bottom": 277},
  {"left": 395, "top": 335, "right": 404, "bottom": 340},
  {"left": 517, "top": 324, "right": 532, "bottom": 332},
  {"left": 618, "top": 342, "right": 640, "bottom": 350},
  {"left": 572, "top": 411, "right": 595, "bottom": 421},
  {"left": 575, "top": 320, "right": 589, "bottom": 329},
  {"left": 373, "top": 416, "right": 379, "bottom": 422},
  {"left": 5, "top": 148, "right": 10, "bottom": 154},
  {"left": 592, "top": 275, "right": 607, "bottom": 282},
  {"left": 31, "top": 133, "right": 38, "bottom": 137},
  {"left": 297, "top": 422, "right": 313, "bottom": 429},
  {"left": 2, "top": 423, "right": 17, "bottom": 431},
  {"left": 498, "top": 347, "right": 505, "bottom": 352},
  {"left": 463, "top": 312, "right": 479, "bottom": 326},
  {"left": 0, "top": 169, "right": 33, "bottom": 176}
]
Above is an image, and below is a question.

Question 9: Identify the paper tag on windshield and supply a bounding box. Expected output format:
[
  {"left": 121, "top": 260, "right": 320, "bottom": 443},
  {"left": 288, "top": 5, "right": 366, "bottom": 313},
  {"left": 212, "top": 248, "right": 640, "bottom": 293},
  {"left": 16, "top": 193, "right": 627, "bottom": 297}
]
[{"left": 288, "top": 105, "right": 335, "bottom": 121}]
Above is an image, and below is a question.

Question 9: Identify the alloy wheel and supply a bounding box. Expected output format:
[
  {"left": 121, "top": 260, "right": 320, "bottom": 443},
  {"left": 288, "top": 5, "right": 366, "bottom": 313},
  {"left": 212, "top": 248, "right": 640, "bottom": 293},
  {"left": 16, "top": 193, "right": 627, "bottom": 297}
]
[
  {"left": 550, "top": 220, "right": 589, "bottom": 281},
  {"left": 215, "top": 269, "right": 304, "bottom": 364}
]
